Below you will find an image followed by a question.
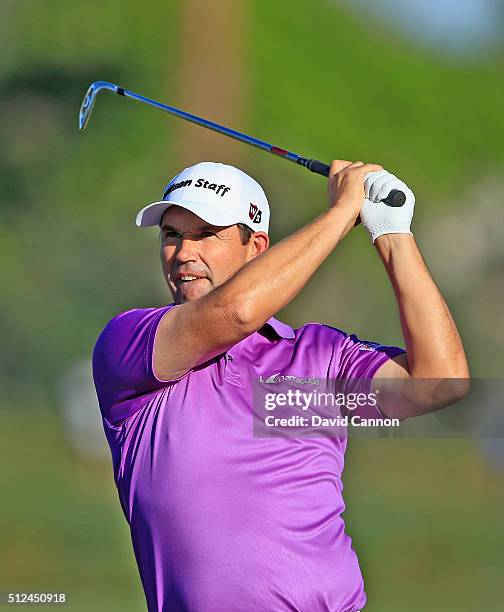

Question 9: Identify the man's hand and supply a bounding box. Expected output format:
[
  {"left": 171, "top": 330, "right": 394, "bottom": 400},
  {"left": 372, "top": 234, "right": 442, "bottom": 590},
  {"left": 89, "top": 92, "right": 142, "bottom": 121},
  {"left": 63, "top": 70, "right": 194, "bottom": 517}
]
[
  {"left": 361, "top": 170, "right": 415, "bottom": 243},
  {"left": 327, "top": 160, "right": 384, "bottom": 237}
]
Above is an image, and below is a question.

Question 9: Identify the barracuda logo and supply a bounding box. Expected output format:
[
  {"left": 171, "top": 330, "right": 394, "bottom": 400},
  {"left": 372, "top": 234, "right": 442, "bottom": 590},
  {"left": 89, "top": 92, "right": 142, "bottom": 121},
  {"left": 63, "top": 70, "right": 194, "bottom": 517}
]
[{"left": 259, "top": 373, "right": 320, "bottom": 386}]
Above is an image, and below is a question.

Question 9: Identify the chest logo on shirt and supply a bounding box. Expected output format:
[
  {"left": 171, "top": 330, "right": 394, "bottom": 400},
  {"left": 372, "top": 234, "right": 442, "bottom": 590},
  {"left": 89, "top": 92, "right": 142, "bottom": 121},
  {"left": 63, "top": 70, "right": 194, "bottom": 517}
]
[{"left": 259, "top": 373, "right": 320, "bottom": 385}]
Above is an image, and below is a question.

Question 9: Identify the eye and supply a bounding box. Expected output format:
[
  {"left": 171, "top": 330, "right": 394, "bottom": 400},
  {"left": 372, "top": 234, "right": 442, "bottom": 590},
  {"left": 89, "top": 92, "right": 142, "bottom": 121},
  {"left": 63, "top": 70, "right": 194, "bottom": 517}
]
[
  {"left": 163, "top": 230, "right": 180, "bottom": 239},
  {"left": 201, "top": 231, "right": 216, "bottom": 238}
]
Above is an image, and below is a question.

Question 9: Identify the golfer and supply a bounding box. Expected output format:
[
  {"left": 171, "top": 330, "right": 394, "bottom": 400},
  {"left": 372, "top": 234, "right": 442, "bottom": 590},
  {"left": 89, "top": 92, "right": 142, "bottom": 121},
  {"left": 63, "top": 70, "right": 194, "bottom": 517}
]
[{"left": 93, "top": 160, "right": 468, "bottom": 611}]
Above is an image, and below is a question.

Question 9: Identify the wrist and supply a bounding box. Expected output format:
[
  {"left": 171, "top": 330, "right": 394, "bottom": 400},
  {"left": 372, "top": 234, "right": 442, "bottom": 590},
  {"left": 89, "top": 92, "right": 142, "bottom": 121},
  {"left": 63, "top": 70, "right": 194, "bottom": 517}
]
[
  {"left": 374, "top": 233, "right": 416, "bottom": 263},
  {"left": 326, "top": 202, "right": 359, "bottom": 236}
]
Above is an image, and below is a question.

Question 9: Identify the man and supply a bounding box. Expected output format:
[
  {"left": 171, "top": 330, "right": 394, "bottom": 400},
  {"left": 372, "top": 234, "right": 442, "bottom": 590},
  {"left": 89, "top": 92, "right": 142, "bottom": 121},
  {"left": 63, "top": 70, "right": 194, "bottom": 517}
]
[{"left": 92, "top": 160, "right": 468, "bottom": 611}]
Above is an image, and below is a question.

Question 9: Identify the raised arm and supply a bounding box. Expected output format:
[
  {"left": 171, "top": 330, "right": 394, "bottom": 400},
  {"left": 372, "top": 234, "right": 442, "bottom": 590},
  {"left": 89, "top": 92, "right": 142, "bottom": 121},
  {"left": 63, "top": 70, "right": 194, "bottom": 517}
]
[{"left": 364, "top": 189, "right": 470, "bottom": 418}]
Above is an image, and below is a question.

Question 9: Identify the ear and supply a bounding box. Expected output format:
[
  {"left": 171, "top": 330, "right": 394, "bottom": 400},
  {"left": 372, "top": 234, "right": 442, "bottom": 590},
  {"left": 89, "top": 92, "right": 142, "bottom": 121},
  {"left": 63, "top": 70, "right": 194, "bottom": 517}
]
[{"left": 248, "top": 231, "right": 269, "bottom": 260}]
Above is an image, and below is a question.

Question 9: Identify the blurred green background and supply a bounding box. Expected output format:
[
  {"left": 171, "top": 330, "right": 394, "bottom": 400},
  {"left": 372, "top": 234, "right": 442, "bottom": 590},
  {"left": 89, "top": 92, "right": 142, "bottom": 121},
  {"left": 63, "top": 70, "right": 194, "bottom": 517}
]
[{"left": 1, "top": 0, "right": 503, "bottom": 610}]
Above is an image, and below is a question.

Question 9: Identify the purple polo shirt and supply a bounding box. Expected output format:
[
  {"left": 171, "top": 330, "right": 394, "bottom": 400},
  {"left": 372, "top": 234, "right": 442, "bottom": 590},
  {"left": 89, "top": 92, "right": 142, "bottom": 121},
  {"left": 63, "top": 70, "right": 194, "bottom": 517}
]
[{"left": 92, "top": 304, "right": 404, "bottom": 612}]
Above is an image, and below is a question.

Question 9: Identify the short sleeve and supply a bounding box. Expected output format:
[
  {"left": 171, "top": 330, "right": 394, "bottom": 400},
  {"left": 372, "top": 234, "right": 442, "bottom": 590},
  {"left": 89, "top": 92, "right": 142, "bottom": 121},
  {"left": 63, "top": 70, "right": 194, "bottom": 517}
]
[
  {"left": 339, "top": 333, "right": 405, "bottom": 380},
  {"left": 92, "top": 304, "right": 176, "bottom": 426},
  {"left": 337, "top": 333, "right": 406, "bottom": 418}
]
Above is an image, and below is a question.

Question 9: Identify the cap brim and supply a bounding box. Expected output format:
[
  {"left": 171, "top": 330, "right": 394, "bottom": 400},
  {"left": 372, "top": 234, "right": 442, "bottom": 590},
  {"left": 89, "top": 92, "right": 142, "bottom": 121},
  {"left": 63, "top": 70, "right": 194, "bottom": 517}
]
[{"left": 135, "top": 200, "right": 244, "bottom": 228}]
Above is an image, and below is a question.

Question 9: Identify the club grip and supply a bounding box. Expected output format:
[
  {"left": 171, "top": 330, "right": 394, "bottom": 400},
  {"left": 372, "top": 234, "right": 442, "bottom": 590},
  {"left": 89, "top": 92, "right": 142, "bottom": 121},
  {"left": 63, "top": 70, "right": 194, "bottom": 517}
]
[
  {"left": 381, "top": 189, "right": 406, "bottom": 207},
  {"left": 306, "top": 159, "right": 330, "bottom": 176},
  {"left": 305, "top": 159, "right": 406, "bottom": 207}
]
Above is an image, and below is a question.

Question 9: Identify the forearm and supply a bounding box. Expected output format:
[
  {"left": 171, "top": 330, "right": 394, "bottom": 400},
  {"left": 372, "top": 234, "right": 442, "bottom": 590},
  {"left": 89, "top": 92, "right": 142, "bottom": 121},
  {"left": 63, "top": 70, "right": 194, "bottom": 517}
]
[
  {"left": 375, "top": 234, "right": 469, "bottom": 378},
  {"left": 214, "top": 206, "right": 354, "bottom": 332}
]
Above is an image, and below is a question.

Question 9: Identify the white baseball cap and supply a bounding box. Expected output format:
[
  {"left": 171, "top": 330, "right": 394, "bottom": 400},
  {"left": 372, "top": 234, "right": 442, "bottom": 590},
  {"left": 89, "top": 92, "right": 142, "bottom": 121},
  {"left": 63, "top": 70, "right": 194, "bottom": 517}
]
[{"left": 136, "top": 161, "right": 270, "bottom": 234}]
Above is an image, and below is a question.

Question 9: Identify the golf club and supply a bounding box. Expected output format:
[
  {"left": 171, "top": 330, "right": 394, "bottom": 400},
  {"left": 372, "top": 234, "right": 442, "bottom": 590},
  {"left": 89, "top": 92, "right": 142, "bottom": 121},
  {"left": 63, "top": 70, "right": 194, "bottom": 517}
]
[{"left": 78, "top": 81, "right": 406, "bottom": 208}]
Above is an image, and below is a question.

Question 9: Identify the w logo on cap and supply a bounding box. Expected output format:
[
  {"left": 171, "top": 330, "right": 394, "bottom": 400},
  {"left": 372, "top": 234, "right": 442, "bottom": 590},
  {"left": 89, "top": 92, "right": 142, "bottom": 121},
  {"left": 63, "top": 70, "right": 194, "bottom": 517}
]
[{"left": 249, "top": 203, "right": 262, "bottom": 224}]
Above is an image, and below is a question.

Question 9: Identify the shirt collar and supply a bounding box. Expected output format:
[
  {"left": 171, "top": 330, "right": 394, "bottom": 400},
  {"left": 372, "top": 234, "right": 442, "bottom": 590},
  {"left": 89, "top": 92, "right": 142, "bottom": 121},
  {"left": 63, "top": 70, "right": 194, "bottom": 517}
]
[{"left": 260, "top": 316, "right": 296, "bottom": 339}]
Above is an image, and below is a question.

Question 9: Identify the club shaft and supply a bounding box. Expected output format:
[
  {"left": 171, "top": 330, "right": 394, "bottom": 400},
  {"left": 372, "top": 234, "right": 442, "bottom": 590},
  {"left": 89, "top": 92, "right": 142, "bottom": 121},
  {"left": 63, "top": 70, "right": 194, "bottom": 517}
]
[
  {"left": 117, "top": 86, "right": 306, "bottom": 165},
  {"left": 79, "top": 81, "right": 406, "bottom": 208}
]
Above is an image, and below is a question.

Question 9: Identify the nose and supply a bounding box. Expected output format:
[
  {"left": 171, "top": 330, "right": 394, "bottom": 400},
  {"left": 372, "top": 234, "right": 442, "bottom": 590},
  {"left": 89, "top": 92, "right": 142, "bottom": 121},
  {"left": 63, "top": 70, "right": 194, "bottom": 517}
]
[{"left": 174, "top": 234, "right": 199, "bottom": 263}]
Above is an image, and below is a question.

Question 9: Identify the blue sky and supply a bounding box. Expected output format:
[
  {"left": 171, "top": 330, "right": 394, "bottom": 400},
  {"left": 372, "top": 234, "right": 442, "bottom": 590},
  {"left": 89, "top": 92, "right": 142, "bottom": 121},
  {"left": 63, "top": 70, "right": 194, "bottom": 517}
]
[{"left": 346, "top": 0, "right": 503, "bottom": 56}]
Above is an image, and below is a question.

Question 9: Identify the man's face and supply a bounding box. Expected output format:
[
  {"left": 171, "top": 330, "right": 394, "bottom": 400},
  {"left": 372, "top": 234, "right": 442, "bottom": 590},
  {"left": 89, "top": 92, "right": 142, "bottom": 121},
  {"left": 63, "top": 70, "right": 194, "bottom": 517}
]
[{"left": 159, "top": 206, "right": 268, "bottom": 304}]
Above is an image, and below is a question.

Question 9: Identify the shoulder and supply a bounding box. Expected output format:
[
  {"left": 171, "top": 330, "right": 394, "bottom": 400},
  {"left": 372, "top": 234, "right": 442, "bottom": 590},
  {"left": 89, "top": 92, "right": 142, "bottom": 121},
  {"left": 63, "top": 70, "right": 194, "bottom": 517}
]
[
  {"left": 293, "top": 322, "right": 402, "bottom": 363},
  {"left": 289, "top": 323, "right": 352, "bottom": 367},
  {"left": 99, "top": 304, "right": 174, "bottom": 334},
  {"left": 294, "top": 321, "right": 350, "bottom": 343},
  {"left": 93, "top": 305, "right": 175, "bottom": 358},
  {"left": 94, "top": 307, "right": 153, "bottom": 343},
  {"left": 295, "top": 322, "right": 391, "bottom": 348}
]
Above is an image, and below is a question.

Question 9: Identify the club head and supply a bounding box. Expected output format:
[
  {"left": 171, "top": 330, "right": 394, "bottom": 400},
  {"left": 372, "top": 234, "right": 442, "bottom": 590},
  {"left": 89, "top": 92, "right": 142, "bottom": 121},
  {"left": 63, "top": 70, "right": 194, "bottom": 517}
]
[{"left": 78, "top": 81, "right": 119, "bottom": 130}]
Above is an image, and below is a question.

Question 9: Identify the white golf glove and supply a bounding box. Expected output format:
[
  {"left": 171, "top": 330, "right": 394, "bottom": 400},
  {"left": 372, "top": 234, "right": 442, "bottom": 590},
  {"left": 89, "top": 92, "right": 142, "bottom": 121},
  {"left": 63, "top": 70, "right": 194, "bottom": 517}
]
[{"left": 361, "top": 170, "right": 415, "bottom": 243}]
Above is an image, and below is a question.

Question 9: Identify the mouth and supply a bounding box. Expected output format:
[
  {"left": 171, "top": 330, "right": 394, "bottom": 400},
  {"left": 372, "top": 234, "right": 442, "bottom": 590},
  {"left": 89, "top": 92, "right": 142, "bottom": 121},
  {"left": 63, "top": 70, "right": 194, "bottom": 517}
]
[{"left": 174, "top": 274, "right": 208, "bottom": 285}]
